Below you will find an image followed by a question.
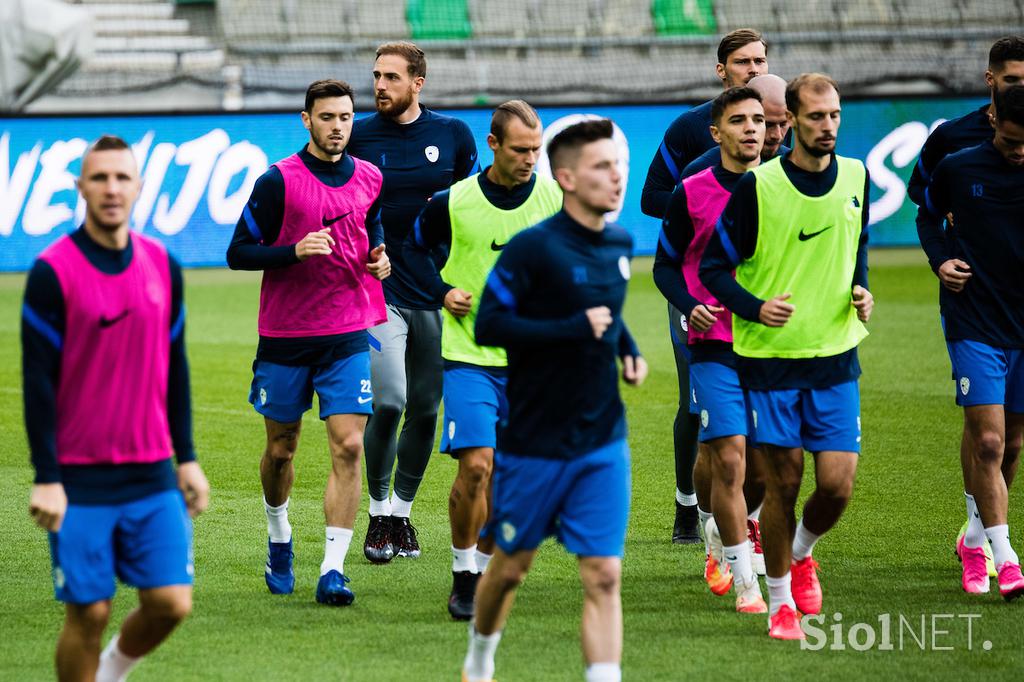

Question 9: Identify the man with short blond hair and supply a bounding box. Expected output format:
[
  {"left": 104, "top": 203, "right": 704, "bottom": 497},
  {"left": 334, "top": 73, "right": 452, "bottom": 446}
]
[
  {"left": 24, "top": 134, "right": 209, "bottom": 681},
  {"left": 405, "top": 99, "right": 562, "bottom": 620}
]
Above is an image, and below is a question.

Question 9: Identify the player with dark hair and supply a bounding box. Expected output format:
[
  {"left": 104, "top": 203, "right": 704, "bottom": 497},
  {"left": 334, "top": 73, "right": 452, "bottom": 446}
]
[
  {"left": 462, "top": 119, "right": 644, "bottom": 682},
  {"left": 226, "top": 79, "right": 391, "bottom": 606},
  {"left": 24, "top": 134, "right": 209, "bottom": 680},
  {"left": 654, "top": 87, "right": 767, "bottom": 612},
  {"left": 917, "top": 85, "right": 1024, "bottom": 600},
  {"left": 701, "top": 73, "right": 873, "bottom": 640},
  {"left": 347, "top": 42, "right": 480, "bottom": 564},
  {"left": 908, "top": 35, "right": 1024, "bottom": 573},
  {"left": 404, "top": 99, "right": 562, "bottom": 620},
  {"left": 640, "top": 28, "right": 769, "bottom": 546}
]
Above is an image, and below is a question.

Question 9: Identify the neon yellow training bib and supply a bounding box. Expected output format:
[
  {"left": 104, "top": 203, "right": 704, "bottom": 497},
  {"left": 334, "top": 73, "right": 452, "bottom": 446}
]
[
  {"left": 733, "top": 155, "right": 869, "bottom": 359},
  {"left": 439, "top": 173, "right": 562, "bottom": 366}
]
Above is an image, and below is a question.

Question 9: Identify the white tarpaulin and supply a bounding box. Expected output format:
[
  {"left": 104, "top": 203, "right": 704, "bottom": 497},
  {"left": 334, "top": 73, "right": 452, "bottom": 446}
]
[{"left": 0, "top": 0, "right": 93, "bottom": 111}]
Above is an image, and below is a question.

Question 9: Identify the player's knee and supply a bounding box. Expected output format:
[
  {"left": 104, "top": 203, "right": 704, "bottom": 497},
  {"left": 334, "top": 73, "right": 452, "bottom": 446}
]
[
  {"left": 583, "top": 561, "right": 621, "bottom": 597},
  {"left": 817, "top": 475, "right": 854, "bottom": 502},
  {"left": 458, "top": 453, "right": 492, "bottom": 492},
  {"left": 370, "top": 398, "right": 404, "bottom": 428},
  {"left": 329, "top": 430, "right": 364, "bottom": 463},
  {"left": 67, "top": 601, "right": 112, "bottom": 636},
  {"left": 144, "top": 590, "right": 193, "bottom": 623},
  {"left": 973, "top": 430, "right": 1005, "bottom": 463},
  {"left": 266, "top": 430, "right": 299, "bottom": 463},
  {"left": 712, "top": 449, "right": 744, "bottom": 488},
  {"left": 494, "top": 562, "right": 528, "bottom": 591}
]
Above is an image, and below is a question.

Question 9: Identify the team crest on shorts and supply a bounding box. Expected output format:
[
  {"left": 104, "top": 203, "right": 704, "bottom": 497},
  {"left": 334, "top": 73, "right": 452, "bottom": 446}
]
[
  {"left": 618, "top": 256, "right": 631, "bottom": 280},
  {"left": 448, "top": 420, "right": 456, "bottom": 440},
  {"left": 680, "top": 315, "right": 688, "bottom": 332},
  {"left": 960, "top": 377, "right": 970, "bottom": 396},
  {"left": 425, "top": 145, "right": 439, "bottom": 163},
  {"left": 53, "top": 566, "right": 65, "bottom": 590},
  {"left": 700, "top": 409, "right": 709, "bottom": 429},
  {"left": 752, "top": 410, "right": 758, "bottom": 428},
  {"left": 259, "top": 387, "right": 268, "bottom": 405},
  {"left": 501, "top": 522, "right": 516, "bottom": 543}
]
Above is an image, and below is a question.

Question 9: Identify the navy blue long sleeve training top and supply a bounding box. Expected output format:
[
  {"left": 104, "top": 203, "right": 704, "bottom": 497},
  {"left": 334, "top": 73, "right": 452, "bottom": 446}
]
[
  {"left": 918, "top": 140, "right": 1024, "bottom": 348},
  {"left": 640, "top": 101, "right": 714, "bottom": 218},
  {"left": 475, "top": 210, "right": 640, "bottom": 459},
  {"left": 908, "top": 104, "right": 991, "bottom": 207},
  {"left": 22, "top": 227, "right": 193, "bottom": 504},
  {"left": 404, "top": 169, "right": 538, "bottom": 302},
  {"left": 699, "top": 154, "right": 871, "bottom": 390},
  {"left": 347, "top": 107, "right": 479, "bottom": 310},
  {"left": 225, "top": 147, "right": 383, "bottom": 365}
]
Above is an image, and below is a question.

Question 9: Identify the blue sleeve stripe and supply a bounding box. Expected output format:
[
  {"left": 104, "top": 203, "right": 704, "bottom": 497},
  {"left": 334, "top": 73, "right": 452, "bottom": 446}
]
[
  {"left": 659, "top": 141, "right": 681, "bottom": 184},
  {"left": 413, "top": 216, "right": 427, "bottom": 248},
  {"left": 714, "top": 218, "right": 741, "bottom": 266},
  {"left": 924, "top": 186, "right": 940, "bottom": 219},
  {"left": 367, "top": 332, "right": 382, "bottom": 352},
  {"left": 915, "top": 156, "right": 930, "bottom": 182},
  {"left": 485, "top": 271, "right": 516, "bottom": 310},
  {"left": 243, "top": 205, "right": 262, "bottom": 242},
  {"left": 23, "top": 303, "right": 62, "bottom": 350},
  {"left": 170, "top": 305, "right": 185, "bottom": 342},
  {"left": 658, "top": 227, "right": 680, "bottom": 261}
]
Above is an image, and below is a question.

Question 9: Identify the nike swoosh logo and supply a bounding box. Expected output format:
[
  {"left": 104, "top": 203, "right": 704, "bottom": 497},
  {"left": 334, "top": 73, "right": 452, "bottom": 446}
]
[
  {"left": 322, "top": 211, "right": 352, "bottom": 227},
  {"left": 99, "top": 310, "right": 130, "bottom": 328},
  {"left": 798, "top": 225, "right": 833, "bottom": 241},
  {"left": 490, "top": 240, "right": 506, "bottom": 251},
  {"left": 357, "top": 396, "right": 372, "bottom": 404}
]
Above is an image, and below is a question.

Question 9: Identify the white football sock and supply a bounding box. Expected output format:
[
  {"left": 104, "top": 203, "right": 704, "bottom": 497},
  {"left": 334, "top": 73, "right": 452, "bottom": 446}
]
[
  {"left": 585, "top": 663, "right": 621, "bottom": 682},
  {"left": 95, "top": 634, "right": 139, "bottom": 682},
  {"left": 676, "top": 488, "right": 697, "bottom": 506},
  {"left": 792, "top": 519, "right": 821, "bottom": 561},
  {"left": 475, "top": 549, "right": 493, "bottom": 573},
  {"left": 390, "top": 494, "right": 413, "bottom": 518},
  {"left": 453, "top": 545, "right": 478, "bottom": 573},
  {"left": 985, "top": 524, "right": 1019, "bottom": 567},
  {"left": 320, "top": 527, "right": 352, "bottom": 576},
  {"left": 765, "top": 573, "right": 795, "bottom": 616},
  {"left": 368, "top": 496, "right": 391, "bottom": 517},
  {"left": 964, "top": 492, "right": 986, "bottom": 548},
  {"left": 463, "top": 625, "right": 501, "bottom": 682},
  {"left": 698, "top": 507, "right": 713, "bottom": 554},
  {"left": 264, "top": 497, "right": 291, "bottom": 544},
  {"left": 723, "top": 541, "right": 754, "bottom": 587}
]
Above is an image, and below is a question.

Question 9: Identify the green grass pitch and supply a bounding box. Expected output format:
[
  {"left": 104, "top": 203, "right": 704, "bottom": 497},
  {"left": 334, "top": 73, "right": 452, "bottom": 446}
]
[{"left": 1, "top": 250, "right": 1022, "bottom": 680}]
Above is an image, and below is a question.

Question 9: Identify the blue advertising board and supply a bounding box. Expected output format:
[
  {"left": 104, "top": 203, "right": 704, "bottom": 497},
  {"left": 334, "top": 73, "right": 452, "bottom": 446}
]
[{"left": 0, "top": 97, "right": 985, "bottom": 270}]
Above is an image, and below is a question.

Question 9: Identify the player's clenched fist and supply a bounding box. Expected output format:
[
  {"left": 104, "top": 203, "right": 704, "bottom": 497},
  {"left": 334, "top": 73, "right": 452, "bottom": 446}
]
[
  {"left": 758, "top": 293, "right": 794, "bottom": 327},
  {"left": 586, "top": 306, "right": 613, "bottom": 339},
  {"left": 937, "top": 258, "right": 971, "bottom": 293},
  {"left": 29, "top": 483, "right": 67, "bottom": 532},
  {"left": 851, "top": 285, "right": 874, "bottom": 322},
  {"left": 444, "top": 288, "right": 473, "bottom": 317},
  {"left": 295, "top": 228, "right": 336, "bottom": 261},
  {"left": 366, "top": 244, "right": 390, "bottom": 280},
  {"left": 689, "top": 304, "right": 723, "bottom": 333}
]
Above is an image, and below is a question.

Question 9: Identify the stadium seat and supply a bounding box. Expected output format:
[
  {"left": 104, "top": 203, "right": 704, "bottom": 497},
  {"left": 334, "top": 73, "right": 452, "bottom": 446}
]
[
  {"left": 652, "top": 0, "right": 717, "bottom": 36},
  {"left": 218, "top": 0, "right": 288, "bottom": 42},
  {"left": 597, "top": 0, "right": 654, "bottom": 37},
  {"left": 407, "top": 0, "right": 473, "bottom": 40},
  {"left": 713, "top": 0, "right": 781, "bottom": 35},
  {"left": 838, "top": 0, "right": 896, "bottom": 30},
  {"left": 469, "top": 0, "right": 531, "bottom": 38},
  {"left": 529, "top": 0, "right": 598, "bottom": 38}
]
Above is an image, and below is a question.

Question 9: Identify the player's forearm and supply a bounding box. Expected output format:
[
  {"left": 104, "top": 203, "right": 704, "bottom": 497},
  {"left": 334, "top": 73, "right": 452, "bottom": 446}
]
[
  {"left": 475, "top": 307, "right": 591, "bottom": 347},
  {"left": 653, "top": 257, "right": 699, "bottom": 316},
  {"left": 22, "top": 332, "right": 61, "bottom": 484},
  {"left": 915, "top": 209, "right": 949, "bottom": 273},
  {"left": 618, "top": 322, "right": 641, "bottom": 359},
  {"left": 167, "top": 337, "right": 197, "bottom": 465},
  {"left": 225, "top": 219, "right": 299, "bottom": 270},
  {"left": 699, "top": 243, "right": 762, "bottom": 322},
  {"left": 402, "top": 233, "right": 451, "bottom": 301}
]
